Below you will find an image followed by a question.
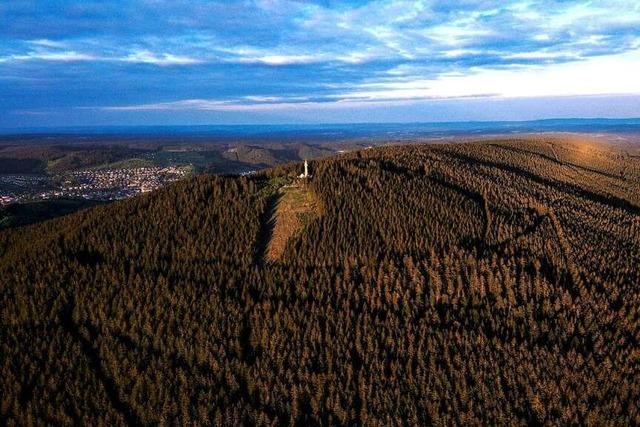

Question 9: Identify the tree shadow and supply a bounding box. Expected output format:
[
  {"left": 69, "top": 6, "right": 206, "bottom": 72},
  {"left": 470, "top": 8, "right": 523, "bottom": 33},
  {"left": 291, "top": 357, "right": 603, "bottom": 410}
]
[{"left": 254, "top": 191, "right": 282, "bottom": 266}]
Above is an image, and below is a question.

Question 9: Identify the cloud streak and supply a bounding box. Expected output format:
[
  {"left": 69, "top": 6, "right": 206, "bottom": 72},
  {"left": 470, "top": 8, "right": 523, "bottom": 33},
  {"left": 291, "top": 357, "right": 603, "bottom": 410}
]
[
  {"left": 95, "top": 47, "right": 640, "bottom": 114},
  {"left": 121, "top": 50, "right": 203, "bottom": 66},
  {"left": 0, "top": 47, "right": 202, "bottom": 66}
]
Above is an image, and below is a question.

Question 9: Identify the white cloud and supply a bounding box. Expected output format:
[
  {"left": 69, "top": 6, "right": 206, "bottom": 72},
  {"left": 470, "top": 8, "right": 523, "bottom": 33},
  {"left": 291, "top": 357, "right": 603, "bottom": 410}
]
[
  {"left": 34, "top": 51, "right": 96, "bottom": 61},
  {"left": 422, "top": 16, "right": 494, "bottom": 47},
  {"left": 94, "top": 47, "right": 640, "bottom": 114},
  {"left": 99, "top": 97, "right": 424, "bottom": 112},
  {"left": 532, "top": 34, "right": 550, "bottom": 42},
  {"left": 243, "top": 95, "right": 310, "bottom": 102},
  {"left": 121, "top": 50, "right": 203, "bottom": 65},
  {"left": 220, "top": 43, "right": 383, "bottom": 65},
  {"left": 101, "top": 99, "right": 232, "bottom": 111},
  {"left": 239, "top": 54, "right": 318, "bottom": 65},
  {"left": 343, "top": 49, "right": 640, "bottom": 100},
  {"left": 0, "top": 51, "right": 96, "bottom": 62},
  {"left": 503, "top": 50, "right": 579, "bottom": 60},
  {"left": 0, "top": 46, "right": 203, "bottom": 66},
  {"left": 442, "top": 49, "right": 483, "bottom": 58},
  {"left": 27, "top": 39, "right": 68, "bottom": 48}
]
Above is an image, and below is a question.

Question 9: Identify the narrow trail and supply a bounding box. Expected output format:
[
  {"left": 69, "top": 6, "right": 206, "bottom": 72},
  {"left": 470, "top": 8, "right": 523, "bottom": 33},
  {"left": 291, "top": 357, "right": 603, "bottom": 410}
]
[{"left": 548, "top": 143, "right": 561, "bottom": 163}]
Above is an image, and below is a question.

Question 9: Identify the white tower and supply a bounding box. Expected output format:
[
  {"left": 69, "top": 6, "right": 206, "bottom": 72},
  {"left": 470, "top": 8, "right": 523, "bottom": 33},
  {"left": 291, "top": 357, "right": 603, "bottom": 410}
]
[{"left": 299, "top": 159, "right": 312, "bottom": 179}]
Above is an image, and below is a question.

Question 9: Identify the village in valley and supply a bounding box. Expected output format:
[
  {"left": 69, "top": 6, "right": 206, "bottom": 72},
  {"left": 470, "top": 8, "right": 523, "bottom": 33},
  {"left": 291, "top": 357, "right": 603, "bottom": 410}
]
[{"left": 0, "top": 166, "right": 190, "bottom": 206}]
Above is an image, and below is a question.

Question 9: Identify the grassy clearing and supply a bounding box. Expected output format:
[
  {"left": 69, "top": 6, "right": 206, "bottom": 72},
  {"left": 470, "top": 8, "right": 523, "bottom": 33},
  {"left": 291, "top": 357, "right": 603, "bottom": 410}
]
[
  {"left": 255, "top": 176, "right": 290, "bottom": 199},
  {"left": 266, "top": 183, "right": 322, "bottom": 262}
]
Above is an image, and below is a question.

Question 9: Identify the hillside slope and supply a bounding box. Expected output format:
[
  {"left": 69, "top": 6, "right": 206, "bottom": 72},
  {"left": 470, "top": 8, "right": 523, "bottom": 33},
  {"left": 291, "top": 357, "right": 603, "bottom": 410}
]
[{"left": 1, "top": 138, "right": 639, "bottom": 425}]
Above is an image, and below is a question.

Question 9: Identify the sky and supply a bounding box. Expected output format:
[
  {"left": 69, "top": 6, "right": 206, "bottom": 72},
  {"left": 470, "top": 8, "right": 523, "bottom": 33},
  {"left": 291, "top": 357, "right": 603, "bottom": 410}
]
[{"left": 0, "top": 0, "right": 639, "bottom": 128}]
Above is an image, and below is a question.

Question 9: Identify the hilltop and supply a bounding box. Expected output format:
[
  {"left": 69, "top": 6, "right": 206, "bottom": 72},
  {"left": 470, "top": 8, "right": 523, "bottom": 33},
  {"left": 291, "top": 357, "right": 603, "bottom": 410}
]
[{"left": 1, "top": 137, "right": 639, "bottom": 425}]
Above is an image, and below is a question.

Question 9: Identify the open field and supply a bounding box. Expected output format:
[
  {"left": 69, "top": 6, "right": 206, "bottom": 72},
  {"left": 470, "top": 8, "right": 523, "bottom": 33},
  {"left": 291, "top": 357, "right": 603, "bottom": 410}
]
[{"left": 266, "top": 183, "right": 323, "bottom": 262}]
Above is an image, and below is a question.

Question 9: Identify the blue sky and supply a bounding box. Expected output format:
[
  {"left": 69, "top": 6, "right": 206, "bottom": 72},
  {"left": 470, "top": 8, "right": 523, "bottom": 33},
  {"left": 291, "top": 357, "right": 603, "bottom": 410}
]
[{"left": 0, "top": 0, "right": 639, "bottom": 127}]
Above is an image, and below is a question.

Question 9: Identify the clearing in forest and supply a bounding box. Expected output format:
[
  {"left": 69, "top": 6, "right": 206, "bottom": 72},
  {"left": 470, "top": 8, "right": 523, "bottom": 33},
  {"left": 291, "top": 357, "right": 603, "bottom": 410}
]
[{"left": 266, "top": 183, "right": 322, "bottom": 262}]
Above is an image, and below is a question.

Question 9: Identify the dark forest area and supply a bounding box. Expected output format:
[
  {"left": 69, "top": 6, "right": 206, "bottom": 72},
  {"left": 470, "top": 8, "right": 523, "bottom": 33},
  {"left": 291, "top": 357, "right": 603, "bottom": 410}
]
[{"left": 1, "top": 137, "right": 639, "bottom": 425}]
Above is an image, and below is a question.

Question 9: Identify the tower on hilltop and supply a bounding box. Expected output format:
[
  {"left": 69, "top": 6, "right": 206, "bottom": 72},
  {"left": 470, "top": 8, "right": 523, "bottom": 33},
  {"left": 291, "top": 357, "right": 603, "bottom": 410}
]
[{"left": 299, "top": 159, "right": 312, "bottom": 179}]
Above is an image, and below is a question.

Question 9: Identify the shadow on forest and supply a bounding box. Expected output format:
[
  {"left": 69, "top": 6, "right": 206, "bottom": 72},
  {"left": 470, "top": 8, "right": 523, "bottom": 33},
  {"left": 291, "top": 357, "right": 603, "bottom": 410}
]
[
  {"left": 488, "top": 214, "right": 547, "bottom": 251},
  {"left": 488, "top": 143, "right": 623, "bottom": 180},
  {"left": 58, "top": 302, "right": 142, "bottom": 426},
  {"left": 70, "top": 249, "right": 104, "bottom": 267},
  {"left": 254, "top": 192, "right": 282, "bottom": 265},
  {"left": 424, "top": 172, "right": 490, "bottom": 239},
  {"left": 442, "top": 150, "right": 640, "bottom": 216},
  {"left": 375, "top": 157, "right": 492, "bottom": 245}
]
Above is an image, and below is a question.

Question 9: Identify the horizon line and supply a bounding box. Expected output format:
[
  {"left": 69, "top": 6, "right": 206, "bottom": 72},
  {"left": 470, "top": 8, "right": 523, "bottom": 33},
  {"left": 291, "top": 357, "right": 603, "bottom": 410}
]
[{"left": 2, "top": 117, "right": 640, "bottom": 135}]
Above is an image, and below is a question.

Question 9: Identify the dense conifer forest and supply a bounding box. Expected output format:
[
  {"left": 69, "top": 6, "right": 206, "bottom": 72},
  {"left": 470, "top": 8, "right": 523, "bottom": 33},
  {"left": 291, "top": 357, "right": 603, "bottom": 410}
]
[{"left": 1, "top": 137, "right": 639, "bottom": 425}]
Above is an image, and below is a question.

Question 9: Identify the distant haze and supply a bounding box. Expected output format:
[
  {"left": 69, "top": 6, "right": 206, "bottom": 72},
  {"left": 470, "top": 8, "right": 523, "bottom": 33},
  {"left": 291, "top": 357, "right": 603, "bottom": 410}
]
[{"left": 4, "top": 119, "right": 640, "bottom": 140}]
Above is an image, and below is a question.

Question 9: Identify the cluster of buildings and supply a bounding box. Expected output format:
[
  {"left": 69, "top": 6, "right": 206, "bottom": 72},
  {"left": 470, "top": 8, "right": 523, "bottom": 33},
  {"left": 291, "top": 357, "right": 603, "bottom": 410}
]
[
  {"left": 0, "top": 175, "right": 52, "bottom": 206},
  {"left": 0, "top": 166, "right": 190, "bottom": 206}
]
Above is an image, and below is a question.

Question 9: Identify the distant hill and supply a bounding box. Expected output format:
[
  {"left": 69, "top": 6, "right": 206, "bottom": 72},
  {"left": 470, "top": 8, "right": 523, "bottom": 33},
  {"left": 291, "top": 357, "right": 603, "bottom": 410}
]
[
  {"left": 220, "top": 143, "right": 334, "bottom": 168},
  {"left": 222, "top": 144, "right": 280, "bottom": 166},
  {"left": 0, "top": 139, "right": 342, "bottom": 175},
  {"left": 1, "top": 137, "right": 639, "bottom": 425},
  {"left": 0, "top": 144, "right": 147, "bottom": 174}
]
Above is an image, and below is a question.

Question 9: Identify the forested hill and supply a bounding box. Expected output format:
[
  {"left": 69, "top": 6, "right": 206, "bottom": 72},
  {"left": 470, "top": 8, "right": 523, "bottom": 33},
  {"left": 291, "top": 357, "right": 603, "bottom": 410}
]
[{"left": 1, "top": 137, "right": 639, "bottom": 425}]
